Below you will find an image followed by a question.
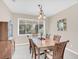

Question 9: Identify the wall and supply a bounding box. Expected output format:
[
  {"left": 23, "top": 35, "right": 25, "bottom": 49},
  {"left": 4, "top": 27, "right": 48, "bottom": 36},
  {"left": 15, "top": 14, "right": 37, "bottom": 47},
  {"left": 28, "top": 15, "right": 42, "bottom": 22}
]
[
  {"left": 12, "top": 13, "right": 49, "bottom": 44},
  {"left": 0, "top": 0, "right": 13, "bottom": 40},
  {"left": 48, "top": 3, "right": 78, "bottom": 59},
  {"left": 0, "top": 0, "right": 11, "bottom": 22}
]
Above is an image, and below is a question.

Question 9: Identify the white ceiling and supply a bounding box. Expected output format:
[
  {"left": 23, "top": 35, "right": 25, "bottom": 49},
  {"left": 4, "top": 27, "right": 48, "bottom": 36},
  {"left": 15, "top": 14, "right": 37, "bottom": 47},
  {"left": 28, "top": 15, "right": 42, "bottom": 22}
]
[{"left": 2, "top": 0, "right": 77, "bottom": 16}]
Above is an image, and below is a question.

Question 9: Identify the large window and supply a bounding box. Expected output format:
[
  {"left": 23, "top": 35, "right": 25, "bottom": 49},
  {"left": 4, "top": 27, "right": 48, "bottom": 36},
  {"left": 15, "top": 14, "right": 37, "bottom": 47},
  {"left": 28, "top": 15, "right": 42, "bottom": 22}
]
[{"left": 18, "top": 18, "right": 45, "bottom": 36}]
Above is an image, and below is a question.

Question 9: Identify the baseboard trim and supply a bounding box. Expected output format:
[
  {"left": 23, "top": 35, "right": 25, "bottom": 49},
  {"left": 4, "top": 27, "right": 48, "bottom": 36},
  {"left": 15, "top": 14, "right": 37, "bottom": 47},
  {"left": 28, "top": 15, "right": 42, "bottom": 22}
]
[
  {"left": 66, "top": 48, "right": 78, "bottom": 55},
  {"left": 15, "top": 43, "right": 29, "bottom": 46}
]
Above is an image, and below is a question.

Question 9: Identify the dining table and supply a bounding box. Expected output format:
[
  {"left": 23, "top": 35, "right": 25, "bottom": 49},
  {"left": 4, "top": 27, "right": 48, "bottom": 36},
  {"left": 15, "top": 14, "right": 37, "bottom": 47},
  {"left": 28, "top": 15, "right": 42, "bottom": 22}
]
[{"left": 32, "top": 37, "right": 58, "bottom": 59}]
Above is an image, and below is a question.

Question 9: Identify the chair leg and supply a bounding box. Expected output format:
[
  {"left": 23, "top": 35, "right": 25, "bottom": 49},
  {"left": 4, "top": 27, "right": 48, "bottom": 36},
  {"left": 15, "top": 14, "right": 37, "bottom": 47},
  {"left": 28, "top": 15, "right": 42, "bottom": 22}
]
[
  {"left": 30, "top": 47, "right": 31, "bottom": 54},
  {"left": 35, "top": 54, "right": 36, "bottom": 59},
  {"left": 45, "top": 53, "right": 47, "bottom": 59},
  {"left": 29, "top": 46, "right": 32, "bottom": 54},
  {"left": 32, "top": 52, "right": 33, "bottom": 59}
]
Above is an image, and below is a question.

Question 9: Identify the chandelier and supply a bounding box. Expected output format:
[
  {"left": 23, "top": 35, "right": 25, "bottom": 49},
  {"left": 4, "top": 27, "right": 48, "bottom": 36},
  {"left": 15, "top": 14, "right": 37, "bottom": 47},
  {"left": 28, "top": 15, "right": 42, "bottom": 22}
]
[{"left": 38, "top": 4, "right": 46, "bottom": 20}]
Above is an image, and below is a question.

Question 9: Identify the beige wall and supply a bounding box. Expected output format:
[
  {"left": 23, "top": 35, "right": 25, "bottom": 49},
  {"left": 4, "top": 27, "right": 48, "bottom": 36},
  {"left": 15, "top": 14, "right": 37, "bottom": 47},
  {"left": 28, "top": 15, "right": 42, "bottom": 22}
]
[
  {"left": 0, "top": 0, "right": 11, "bottom": 21},
  {"left": 48, "top": 3, "right": 78, "bottom": 56}
]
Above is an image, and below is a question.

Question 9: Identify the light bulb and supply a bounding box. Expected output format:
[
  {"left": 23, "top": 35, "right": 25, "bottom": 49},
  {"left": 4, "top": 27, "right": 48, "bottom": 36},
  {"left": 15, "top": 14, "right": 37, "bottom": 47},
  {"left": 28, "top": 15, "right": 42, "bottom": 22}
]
[
  {"left": 39, "top": 15, "right": 42, "bottom": 18},
  {"left": 38, "top": 15, "right": 42, "bottom": 19},
  {"left": 43, "top": 16, "right": 46, "bottom": 19},
  {"left": 38, "top": 16, "right": 41, "bottom": 19}
]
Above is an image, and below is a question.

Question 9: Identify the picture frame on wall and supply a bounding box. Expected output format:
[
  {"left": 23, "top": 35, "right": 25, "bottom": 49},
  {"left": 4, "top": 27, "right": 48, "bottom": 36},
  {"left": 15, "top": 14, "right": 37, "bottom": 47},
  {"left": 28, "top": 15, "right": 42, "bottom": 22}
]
[{"left": 57, "top": 19, "right": 67, "bottom": 31}]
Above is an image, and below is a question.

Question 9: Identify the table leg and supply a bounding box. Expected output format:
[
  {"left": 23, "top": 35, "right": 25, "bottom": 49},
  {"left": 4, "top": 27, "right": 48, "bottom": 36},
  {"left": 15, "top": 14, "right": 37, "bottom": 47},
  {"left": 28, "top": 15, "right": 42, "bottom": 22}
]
[{"left": 37, "top": 48, "right": 40, "bottom": 59}]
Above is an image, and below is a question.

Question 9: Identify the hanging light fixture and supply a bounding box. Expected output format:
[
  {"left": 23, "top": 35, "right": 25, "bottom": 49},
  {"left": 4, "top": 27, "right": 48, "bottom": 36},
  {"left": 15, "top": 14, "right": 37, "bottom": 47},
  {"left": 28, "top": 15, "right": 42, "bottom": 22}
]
[{"left": 38, "top": 4, "right": 46, "bottom": 20}]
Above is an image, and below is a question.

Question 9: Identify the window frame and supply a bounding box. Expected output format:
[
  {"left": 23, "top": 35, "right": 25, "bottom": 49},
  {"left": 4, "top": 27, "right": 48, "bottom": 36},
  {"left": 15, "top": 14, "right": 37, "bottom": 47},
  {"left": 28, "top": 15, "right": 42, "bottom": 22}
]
[{"left": 18, "top": 18, "right": 46, "bottom": 36}]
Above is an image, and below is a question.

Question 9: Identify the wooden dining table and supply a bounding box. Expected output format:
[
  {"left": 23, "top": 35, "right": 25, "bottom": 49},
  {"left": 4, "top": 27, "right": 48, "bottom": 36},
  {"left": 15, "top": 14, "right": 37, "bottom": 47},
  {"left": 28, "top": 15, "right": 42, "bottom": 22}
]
[{"left": 32, "top": 38, "right": 58, "bottom": 59}]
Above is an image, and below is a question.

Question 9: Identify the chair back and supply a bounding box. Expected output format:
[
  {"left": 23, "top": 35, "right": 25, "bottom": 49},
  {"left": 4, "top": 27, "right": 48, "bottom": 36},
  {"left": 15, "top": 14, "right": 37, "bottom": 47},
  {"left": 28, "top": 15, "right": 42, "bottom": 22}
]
[
  {"left": 28, "top": 38, "right": 32, "bottom": 47},
  {"left": 53, "top": 40, "right": 69, "bottom": 59},
  {"left": 29, "top": 39, "right": 36, "bottom": 54},
  {"left": 53, "top": 35, "right": 61, "bottom": 42}
]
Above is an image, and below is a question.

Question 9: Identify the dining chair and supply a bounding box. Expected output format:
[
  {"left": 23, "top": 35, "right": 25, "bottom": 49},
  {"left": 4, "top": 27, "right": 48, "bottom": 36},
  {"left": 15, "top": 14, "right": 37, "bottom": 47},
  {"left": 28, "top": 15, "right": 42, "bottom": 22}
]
[
  {"left": 28, "top": 38, "right": 32, "bottom": 54},
  {"left": 30, "top": 39, "right": 45, "bottom": 59},
  {"left": 45, "top": 40, "right": 69, "bottom": 59},
  {"left": 53, "top": 35, "right": 61, "bottom": 42},
  {"left": 46, "top": 35, "right": 61, "bottom": 52},
  {"left": 27, "top": 35, "right": 32, "bottom": 54}
]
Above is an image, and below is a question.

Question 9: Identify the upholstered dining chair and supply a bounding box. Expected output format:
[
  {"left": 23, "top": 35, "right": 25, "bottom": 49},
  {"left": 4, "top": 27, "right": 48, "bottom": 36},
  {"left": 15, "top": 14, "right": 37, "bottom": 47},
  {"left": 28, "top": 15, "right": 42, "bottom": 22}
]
[
  {"left": 53, "top": 35, "right": 61, "bottom": 42},
  {"left": 45, "top": 40, "right": 69, "bottom": 59},
  {"left": 30, "top": 39, "right": 45, "bottom": 59}
]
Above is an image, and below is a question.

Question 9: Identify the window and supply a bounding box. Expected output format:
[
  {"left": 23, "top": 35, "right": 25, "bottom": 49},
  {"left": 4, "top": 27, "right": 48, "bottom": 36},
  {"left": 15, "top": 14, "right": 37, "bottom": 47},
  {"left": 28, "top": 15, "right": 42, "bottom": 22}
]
[{"left": 18, "top": 18, "right": 45, "bottom": 36}]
